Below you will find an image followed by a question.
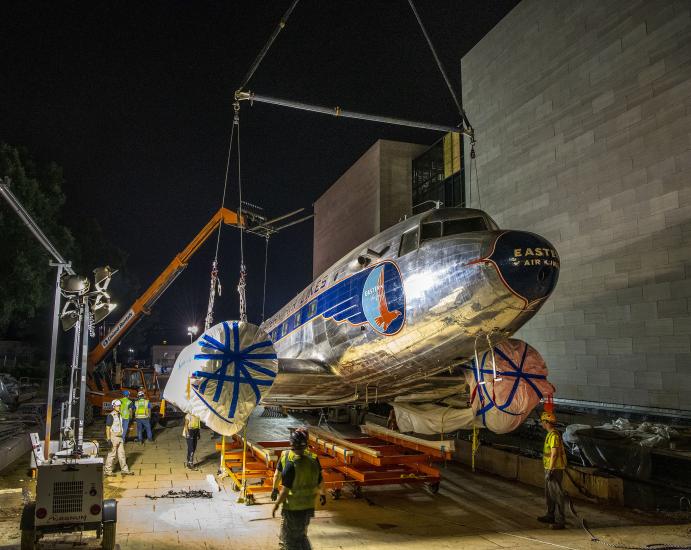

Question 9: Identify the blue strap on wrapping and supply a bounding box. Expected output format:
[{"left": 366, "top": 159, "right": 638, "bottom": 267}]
[
  {"left": 463, "top": 342, "right": 547, "bottom": 427},
  {"left": 192, "top": 321, "right": 277, "bottom": 419}
]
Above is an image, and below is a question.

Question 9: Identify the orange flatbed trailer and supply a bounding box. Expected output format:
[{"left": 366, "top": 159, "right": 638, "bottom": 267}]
[{"left": 215, "top": 427, "right": 449, "bottom": 505}]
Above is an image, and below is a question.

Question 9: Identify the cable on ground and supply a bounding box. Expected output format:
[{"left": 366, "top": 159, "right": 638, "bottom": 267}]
[{"left": 145, "top": 489, "right": 212, "bottom": 499}]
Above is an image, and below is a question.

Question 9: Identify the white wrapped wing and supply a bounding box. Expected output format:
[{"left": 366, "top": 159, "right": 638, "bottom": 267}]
[{"left": 163, "top": 320, "right": 277, "bottom": 436}]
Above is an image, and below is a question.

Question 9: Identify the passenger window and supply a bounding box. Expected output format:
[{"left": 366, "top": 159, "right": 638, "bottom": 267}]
[
  {"left": 420, "top": 222, "right": 442, "bottom": 241},
  {"left": 398, "top": 227, "right": 419, "bottom": 256},
  {"left": 443, "top": 217, "right": 487, "bottom": 236}
]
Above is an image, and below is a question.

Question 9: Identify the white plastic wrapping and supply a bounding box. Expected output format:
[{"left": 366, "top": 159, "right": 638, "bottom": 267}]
[
  {"left": 163, "top": 320, "right": 277, "bottom": 436},
  {"left": 393, "top": 402, "right": 476, "bottom": 434}
]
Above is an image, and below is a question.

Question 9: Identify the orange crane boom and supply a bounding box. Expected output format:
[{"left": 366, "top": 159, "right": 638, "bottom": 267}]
[{"left": 87, "top": 207, "right": 242, "bottom": 369}]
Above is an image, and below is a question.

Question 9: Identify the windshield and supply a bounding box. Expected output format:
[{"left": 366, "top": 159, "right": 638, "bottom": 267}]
[
  {"left": 444, "top": 217, "right": 488, "bottom": 235},
  {"left": 420, "top": 217, "right": 489, "bottom": 243},
  {"left": 143, "top": 371, "right": 156, "bottom": 391}
]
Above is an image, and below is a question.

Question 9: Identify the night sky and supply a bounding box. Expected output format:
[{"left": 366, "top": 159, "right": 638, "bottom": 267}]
[{"left": 2, "top": 1, "right": 518, "bottom": 350}]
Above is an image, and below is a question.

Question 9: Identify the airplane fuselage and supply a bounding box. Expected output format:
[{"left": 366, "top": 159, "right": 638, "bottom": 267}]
[{"left": 260, "top": 207, "right": 559, "bottom": 406}]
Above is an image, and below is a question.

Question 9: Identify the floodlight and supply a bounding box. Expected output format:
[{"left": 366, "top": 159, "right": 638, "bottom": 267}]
[
  {"left": 60, "top": 300, "right": 81, "bottom": 331},
  {"left": 93, "top": 302, "right": 117, "bottom": 324},
  {"left": 60, "top": 273, "right": 90, "bottom": 295},
  {"left": 90, "top": 290, "right": 116, "bottom": 325},
  {"left": 93, "top": 266, "right": 117, "bottom": 291},
  {"left": 60, "top": 311, "right": 79, "bottom": 331}
]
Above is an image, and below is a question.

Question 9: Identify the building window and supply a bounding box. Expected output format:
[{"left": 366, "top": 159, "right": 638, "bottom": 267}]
[
  {"left": 308, "top": 300, "right": 318, "bottom": 318},
  {"left": 412, "top": 132, "right": 464, "bottom": 213}
]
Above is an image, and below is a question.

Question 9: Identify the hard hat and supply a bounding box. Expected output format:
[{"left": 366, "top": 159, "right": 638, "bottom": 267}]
[
  {"left": 540, "top": 411, "right": 557, "bottom": 424},
  {"left": 122, "top": 390, "right": 129, "bottom": 397},
  {"left": 293, "top": 426, "right": 309, "bottom": 437},
  {"left": 138, "top": 390, "right": 145, "bottom": 397},
  {"left": 289, "top": 429, "right": 308, "bottom": 449},
  {"left": 112, "top": 399, "right": 121, "bottom": 407}
]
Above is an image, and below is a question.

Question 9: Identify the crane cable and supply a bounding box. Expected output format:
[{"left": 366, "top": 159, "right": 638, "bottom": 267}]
[
  {"left": 262, "top": 236, "right": 269, "bottom": 322},
  {"left": 231, "top": 0, "right": 300, "bottom": 324},
  {"left": 236, "top": 0, "right": 301, "bottom": 95},
  {"left": 407, "top": 0, "right": 473, "bottom": 137},
  {"left": 204, "top": 102, "right": 239, "bottom": 331},
  {"left": 235, "top": 102, "right": 247, "bottom": 323},
  {"left": 407, "top": 0, "right": 479, "bottom": 207}
]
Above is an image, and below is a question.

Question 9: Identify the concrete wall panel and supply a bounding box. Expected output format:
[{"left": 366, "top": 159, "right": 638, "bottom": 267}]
[
  {"left": 462, "top": 0, "right": 691, "bottom": 410},
  {"left": 312, "top": 140, "right": 426, "bottom": 278},
  {"left": 313, "top": 142, "right": 381, "bottom": 278}
]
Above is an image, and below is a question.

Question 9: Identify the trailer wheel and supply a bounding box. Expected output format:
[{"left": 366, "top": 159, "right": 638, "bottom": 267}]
[
  {"left": 101, "top": 521, "right": 116, "bottom": 550},
  {"left": 20, "top": 502, "right": 36, "bottom": 550}
]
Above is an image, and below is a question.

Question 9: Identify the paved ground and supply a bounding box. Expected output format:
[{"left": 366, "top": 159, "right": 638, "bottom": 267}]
[{"left": 0, "top": 411, "right": 689, "bottom": 549}]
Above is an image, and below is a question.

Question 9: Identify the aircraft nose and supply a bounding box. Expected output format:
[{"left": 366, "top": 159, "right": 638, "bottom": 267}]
[{"left": 486, "top": 231, "right": 560, "bottom": 306}]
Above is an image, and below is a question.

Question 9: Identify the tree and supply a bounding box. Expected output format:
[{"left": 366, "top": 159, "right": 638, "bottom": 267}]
[{"left": 0, "top": 143, "right": 75, "bottom": 337}]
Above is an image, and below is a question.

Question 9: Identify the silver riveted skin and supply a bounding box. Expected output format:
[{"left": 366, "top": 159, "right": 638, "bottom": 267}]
[{"left": 261, "top": 207, "right": 559, "bottom": 406}]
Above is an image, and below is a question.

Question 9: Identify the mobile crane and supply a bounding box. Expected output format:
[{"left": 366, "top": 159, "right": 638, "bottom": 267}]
[{"left": 82, "top": 207, "right": 242, "bottom": 422}]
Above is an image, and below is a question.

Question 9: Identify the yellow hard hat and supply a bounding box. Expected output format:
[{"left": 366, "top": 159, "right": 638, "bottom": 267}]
[{"left": 540, "top": 411, "right": 556, "bottom": 424}]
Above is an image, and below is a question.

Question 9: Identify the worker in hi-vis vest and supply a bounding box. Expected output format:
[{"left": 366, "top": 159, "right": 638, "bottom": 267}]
[
  {"left": 182, "top": 412, "right": 201, "bottom": 469},
  {"left": 271, "top": 427, "right": 316, "bottom": 501},
  {"left": 104, "top": 399, "right": 134, "bottom": 477},
  {"left": 538, "top": 411, "right": 568, "bottom": 530},
  {"left": 119, "top": 390, "right": 135, "bottom": 442},
  {"left": 135, "top": 390, "right": 153, "bottom": 444},
  {"left": 272, "top": 430, "right": 326, "bottom": 549}
]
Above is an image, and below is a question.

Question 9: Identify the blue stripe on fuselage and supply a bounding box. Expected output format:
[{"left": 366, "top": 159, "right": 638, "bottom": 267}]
[{"left": 268, "top": 261, "right": 400, "bottom": 342}]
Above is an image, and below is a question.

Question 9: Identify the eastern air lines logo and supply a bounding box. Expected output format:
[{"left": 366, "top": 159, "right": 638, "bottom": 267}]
[{"left": 361, "top": 263, "right": 406, "bottom": 335}]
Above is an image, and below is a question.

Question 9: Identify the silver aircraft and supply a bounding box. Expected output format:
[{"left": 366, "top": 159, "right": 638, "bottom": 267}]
[{"left": 260, "top": 206, "right": 559, "bottom": 406}]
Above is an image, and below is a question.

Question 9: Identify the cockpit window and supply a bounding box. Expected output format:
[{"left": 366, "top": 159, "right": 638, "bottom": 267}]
[
  {"left": 398, "top": 227, "right": 419, "bottom": 256},
  {"left": 444, "top": 217, "right": 487, "bottom": 235},
  {"left": 420, "top": 217, "right": 489, "bottom": 243},
  {"left": 421, "top": 222, "right": 442, "bottom": 241}
]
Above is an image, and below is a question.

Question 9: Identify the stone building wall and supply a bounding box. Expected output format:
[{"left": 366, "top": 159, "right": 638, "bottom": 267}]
[
  {"left": 461, "top": 0, "right": 691, "bottom": 409},
  {"left": 313, "top": 140, "right": 426, "bottom": 278}
]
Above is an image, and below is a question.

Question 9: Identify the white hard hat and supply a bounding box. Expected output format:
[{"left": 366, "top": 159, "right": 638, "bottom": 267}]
[{"left": 112, "top": 399, "right": 121, "bottom": 407}]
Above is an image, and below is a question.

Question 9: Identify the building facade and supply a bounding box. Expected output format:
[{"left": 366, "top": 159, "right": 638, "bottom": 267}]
[
  {"left": 312, "top": 139, "right": 427, "bottom": 278},
  {"left": 412, "top": 132, "right": 464, "bottom": 213},
  {"left": 461, "top": 0, "right": 691, "bottom": 410},
  {"left": 151, "top": 344, "right": 185, "bottom": 370}
]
